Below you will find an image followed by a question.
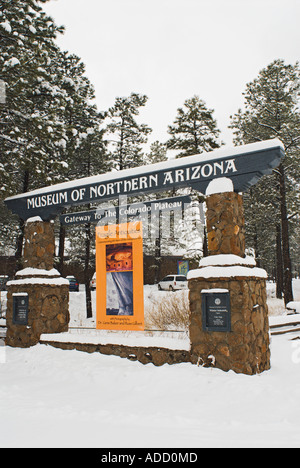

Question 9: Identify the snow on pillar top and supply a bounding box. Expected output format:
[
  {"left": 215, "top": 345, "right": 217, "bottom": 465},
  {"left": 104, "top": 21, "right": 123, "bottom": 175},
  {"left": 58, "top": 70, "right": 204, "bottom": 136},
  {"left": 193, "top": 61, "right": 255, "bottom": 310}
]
[{"left": 205, "top": 177, "right": 234, "bottom": 196}]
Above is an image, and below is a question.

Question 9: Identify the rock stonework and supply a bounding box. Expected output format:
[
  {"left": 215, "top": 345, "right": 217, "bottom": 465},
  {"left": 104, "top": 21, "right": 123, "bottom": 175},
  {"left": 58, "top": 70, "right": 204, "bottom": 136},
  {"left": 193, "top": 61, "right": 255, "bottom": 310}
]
[
  {"left": 23, "top": 220, "right": 55, "bottom": 270},
  {"left": 6, "top": 219, "right": 69, "bottom": 348},
  {"left": 6, "top": 278, "right": 69, "bottom": 348},
  {"left": 189, "top": 274, "right": 270, "bottom": 375},
  {"left": 188, "top": 190, "right": 271, "bottom": 375},
  {"left": 39, "top": 340, "right": 191, "bottom": 367},
  {"left": 206, "top": 192, "right": 245, "bottom": 257}
]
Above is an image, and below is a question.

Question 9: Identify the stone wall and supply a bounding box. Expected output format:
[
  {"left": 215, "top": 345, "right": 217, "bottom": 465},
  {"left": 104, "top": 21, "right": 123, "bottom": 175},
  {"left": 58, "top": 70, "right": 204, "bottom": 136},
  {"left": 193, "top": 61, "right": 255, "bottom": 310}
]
[
  {"left": 39, "top": 340, "right": 191, "bottom": 367},
  {"left": 188, "top": 190, "right": 271, "bottom": 375},
  {"left": 6, "top": 218, "right": 70, "bottom": 348},
  {"left": 206, "top": 192, "right": 245, "bottom": 257},
  {"left": 6, "top": 279, "right": 69, "bottom": 348},
  {"left": 189, "top": 275, "right": 270, "bottom": 375},
  {"left": 23, "top": 220, "right": 55, "bottom": 270}
]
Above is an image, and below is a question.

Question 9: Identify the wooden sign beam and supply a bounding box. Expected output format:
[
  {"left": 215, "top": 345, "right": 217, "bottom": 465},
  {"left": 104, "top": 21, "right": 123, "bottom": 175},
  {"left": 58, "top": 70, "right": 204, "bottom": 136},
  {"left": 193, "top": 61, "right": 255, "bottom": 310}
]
[{"left": 5, "top": 139, "right": 284, "bottom": 221}]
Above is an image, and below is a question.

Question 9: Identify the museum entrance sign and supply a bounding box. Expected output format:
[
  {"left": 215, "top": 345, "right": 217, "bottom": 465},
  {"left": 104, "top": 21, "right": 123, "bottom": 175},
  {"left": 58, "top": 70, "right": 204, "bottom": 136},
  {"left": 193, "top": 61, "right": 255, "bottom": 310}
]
[{"left": 4, "top": 139, "right": 284, "bottom": 221}]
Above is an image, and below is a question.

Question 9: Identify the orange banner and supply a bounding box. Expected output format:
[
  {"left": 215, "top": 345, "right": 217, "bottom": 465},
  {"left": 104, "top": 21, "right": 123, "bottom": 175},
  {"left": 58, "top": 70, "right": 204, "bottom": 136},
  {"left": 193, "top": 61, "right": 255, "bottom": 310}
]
[{"left": 96, "top": 222, "right": 144, "bottom": 331}]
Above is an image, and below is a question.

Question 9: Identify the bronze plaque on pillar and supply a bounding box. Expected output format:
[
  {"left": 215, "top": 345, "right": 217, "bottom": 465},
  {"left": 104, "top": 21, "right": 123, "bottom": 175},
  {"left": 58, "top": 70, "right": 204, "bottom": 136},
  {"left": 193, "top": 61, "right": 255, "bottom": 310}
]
[
  {"left": 202, "top": 290, "right": 231, "bottom": 333},
  {"left": 13, "top": 294, "right": 29, "bottom": 326}
]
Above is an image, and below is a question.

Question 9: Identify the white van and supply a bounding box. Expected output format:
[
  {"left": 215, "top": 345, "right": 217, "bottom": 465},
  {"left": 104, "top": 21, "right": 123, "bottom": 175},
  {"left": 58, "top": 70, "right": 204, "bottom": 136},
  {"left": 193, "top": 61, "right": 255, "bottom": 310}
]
[
  {"left": 90, "top": 273, "right": 96, "bottom": 290},
  {"left": 158, "top": 275, "right": 188, "bottom": 292}
]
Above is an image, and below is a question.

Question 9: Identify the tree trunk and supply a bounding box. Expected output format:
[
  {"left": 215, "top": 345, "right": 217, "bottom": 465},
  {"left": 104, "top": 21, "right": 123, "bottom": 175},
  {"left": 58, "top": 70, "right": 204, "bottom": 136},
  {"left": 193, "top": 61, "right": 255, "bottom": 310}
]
[
  {"left": 278, "top": 164, "right": 294, "bottom": 305},
  {"left": 15, "top": 169, "right": 30, "bottom": 270},
  {"left": 154, "top": 212, "right": 162, "bottom": 284},
  {"left": 276, "top": 223, "right": 284, "bottom": 299},
  {"left": 253, "top": 225, "right": 261, "bottom": 268},
  {"left": 84, "top": 222, "right": 93, "bottom": 319},
  {"left": 15, "top": 219, "right": 25, "bottom": 268},
  {"left": 203, "top": 227, "right": 209, "bottom": 257},
  {"left": 58, "top": 224, "right": 66, "bottom": 276}
]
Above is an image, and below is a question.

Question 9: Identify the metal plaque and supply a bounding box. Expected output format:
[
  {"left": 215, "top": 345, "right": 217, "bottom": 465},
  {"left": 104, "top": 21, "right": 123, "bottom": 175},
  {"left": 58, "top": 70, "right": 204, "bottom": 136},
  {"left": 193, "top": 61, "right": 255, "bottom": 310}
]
[
  {"left": 13, "top": 294, "right": 29, "bottom": 326},
  {"left": 202, "top": 290, "right": 231, "bottom": 332}
]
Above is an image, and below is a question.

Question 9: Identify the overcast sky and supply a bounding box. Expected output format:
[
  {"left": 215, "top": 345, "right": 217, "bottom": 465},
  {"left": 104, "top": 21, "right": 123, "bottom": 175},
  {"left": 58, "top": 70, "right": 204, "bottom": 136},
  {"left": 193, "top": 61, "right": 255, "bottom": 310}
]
[{"left": 44, "top": 0, "right": 300, "bottom": 148}]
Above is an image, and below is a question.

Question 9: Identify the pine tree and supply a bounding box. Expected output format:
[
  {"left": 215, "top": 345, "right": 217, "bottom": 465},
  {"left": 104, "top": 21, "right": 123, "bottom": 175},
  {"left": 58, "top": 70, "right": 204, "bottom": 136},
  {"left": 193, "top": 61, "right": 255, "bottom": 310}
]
[
  {"left": 230, "top": 59, "right": 300, "bottom": 305},
  {"left": 51, "top": 52, "right": 109, "bottom": 319},
  {"left": 166, "top": 96, "right": 219, "bottom": 257},
  {"left": 104, "top": 93, "right": 152, "bottom": 170},
  {"left": 0, "top": 0, "right": 69, "bottom": 261},
  {"left": 0, "top": 0, "right": 110, "bottom": 312},
  {"left": 143, "top": 140, "right": 167, "bottom": 165},
  {"left": 65, "top": 125, "right": 109, "bottom": 319},
  {"left": 166, "top": 95, "right": 223, "bottom": 158},
  {"left": 0, "top": 0, "right": 67, "bottom": 196},
  {"left": 142, "top": 141, "right": 168, "bottom": 282}
]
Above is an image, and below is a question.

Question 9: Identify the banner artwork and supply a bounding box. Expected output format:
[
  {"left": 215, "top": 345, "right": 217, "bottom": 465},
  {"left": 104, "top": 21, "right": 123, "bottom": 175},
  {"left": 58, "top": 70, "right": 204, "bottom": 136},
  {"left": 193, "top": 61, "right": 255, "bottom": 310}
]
[{"left": 96, "top": 222, "right": 144, "bottom": 331}]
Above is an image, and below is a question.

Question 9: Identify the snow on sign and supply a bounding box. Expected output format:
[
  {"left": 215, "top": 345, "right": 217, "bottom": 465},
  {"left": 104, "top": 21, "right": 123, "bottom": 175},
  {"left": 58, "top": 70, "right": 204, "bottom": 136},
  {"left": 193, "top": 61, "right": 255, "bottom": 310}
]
[{"left": 5, "top": 139, "right": 284, "bottom": 221}]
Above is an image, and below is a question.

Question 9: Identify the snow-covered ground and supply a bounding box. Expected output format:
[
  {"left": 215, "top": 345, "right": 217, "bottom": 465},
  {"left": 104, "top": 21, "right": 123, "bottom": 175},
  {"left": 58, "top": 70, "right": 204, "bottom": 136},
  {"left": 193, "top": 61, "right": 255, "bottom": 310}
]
[
  {"left": 0, "top": 280, "right": 300, "bottom": 448},
  {"left": 1, "top": 334, "right": 300, "bottom": 448}
]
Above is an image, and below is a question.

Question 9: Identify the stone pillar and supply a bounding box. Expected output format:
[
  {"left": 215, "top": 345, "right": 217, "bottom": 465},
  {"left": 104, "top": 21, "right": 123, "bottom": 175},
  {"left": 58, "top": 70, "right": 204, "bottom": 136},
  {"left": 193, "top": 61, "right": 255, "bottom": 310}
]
[
  {"left": 22, "top": 220, "right": 56, "bottom": 270},
  {"left": 206, "top": 192, "right": 245, "bottom": 257},
  {"left": 188, "top": 190, "right": 271, "bottom": 375},
  {"left": 6, "top": 218, "right": 69, "bottom": 348}
]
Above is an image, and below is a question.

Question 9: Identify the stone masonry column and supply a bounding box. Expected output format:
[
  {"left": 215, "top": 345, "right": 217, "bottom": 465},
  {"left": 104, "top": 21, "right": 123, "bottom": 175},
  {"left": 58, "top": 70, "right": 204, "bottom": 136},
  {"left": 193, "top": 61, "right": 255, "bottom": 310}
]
[
  {"left": 6, "top": 218, "right": 69, "bottom": 348},
  {"left": 206, "top": 191, "right": 245, "bottom": 257},
  {"left": 188, "top": 188, "right": 271, "bottom": 375},
  {"left": 22, "top": 219, "right": 56, "bottom": 270}
]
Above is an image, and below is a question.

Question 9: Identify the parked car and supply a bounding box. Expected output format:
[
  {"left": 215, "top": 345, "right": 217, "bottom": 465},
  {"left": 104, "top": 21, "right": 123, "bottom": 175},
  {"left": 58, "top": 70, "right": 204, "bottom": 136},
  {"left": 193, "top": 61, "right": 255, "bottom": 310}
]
[
  {"left": 158, "top": 275, "right": 188, "bottom": 292},
  {"left": 90, "top": 273, "right": 96, "bottom": 291},
  {"left": 66, "top": 276, "right": 79, "bottom": 292}
]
